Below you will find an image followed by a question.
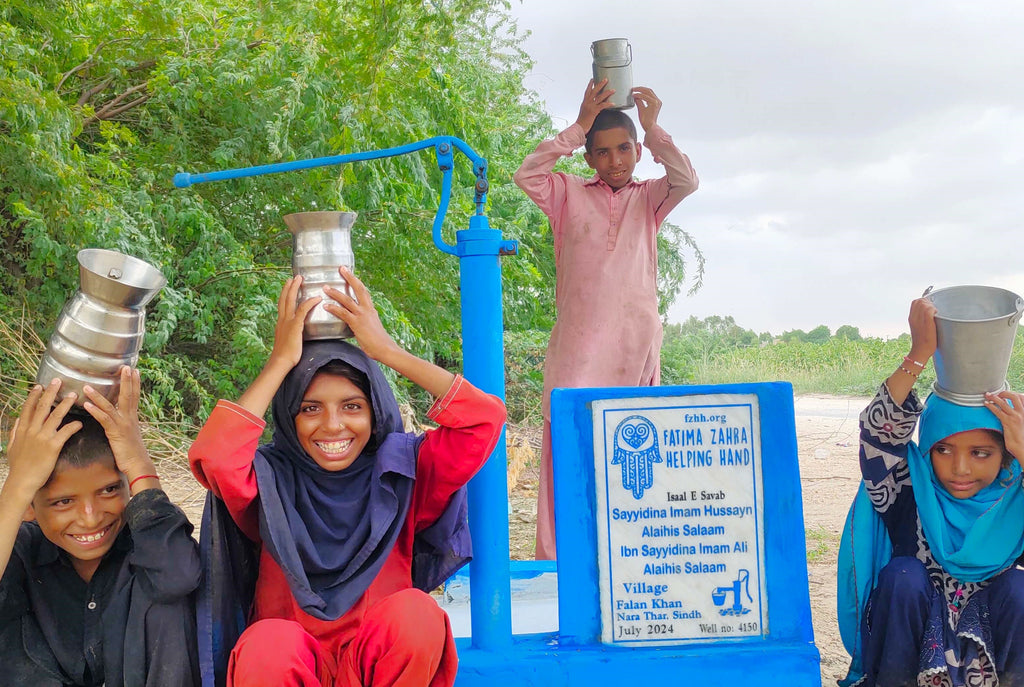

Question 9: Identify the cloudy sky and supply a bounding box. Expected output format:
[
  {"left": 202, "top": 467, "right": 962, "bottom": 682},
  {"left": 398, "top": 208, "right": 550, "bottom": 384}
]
[{"left": 508, "top": 0, "right": 1024, "bottom": 337}]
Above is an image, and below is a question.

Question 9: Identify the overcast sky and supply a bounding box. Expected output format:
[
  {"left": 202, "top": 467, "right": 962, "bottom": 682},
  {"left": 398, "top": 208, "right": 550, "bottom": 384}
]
[{"left": 508, "top": 0, "right": 1024, "bottom": 337}]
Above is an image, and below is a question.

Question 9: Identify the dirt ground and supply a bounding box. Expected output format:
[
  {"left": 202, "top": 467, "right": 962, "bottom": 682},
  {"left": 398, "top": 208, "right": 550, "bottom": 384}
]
[{"left": 1, "top": 392, "right": 866, "bottom": 686}]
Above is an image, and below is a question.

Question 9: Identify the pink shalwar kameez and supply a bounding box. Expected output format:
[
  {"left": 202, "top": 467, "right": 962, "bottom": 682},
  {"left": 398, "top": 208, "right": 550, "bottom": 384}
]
[{"left": 513, "top": 121, "right": 698, "bottom": 559}]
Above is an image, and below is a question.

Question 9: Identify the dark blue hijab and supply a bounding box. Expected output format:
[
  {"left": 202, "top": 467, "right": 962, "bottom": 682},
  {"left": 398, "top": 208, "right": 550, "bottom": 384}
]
[{"left": 252, "top": 341, "right": 420, "bottom": 620}]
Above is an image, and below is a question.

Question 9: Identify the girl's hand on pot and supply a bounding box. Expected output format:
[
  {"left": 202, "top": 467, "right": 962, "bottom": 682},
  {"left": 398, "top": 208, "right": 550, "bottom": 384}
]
[
  {"left": 907, "top": 297, "right": 938, "bottom": 364},
  {"left": 270, "top": 276, "right": 320, "bottom": 369},
  {"left": 985, "top": 390, "right": 1024, "bottom": 468},
  {"left": 323, "top": 267, "right": 399, "bottom": 362}
]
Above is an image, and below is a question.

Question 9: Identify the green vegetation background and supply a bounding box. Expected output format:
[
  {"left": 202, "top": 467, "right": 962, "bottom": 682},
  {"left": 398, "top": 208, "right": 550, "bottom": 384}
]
[{"left": 3, "top": 0, "right": 1020, "bottom": 435}]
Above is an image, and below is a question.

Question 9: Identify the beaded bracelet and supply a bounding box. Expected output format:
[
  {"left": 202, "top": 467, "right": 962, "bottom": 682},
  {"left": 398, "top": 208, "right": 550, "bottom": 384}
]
[
  {"left": 898, "top": 365, "right": 920, "bottom": 378},
  {"left": 903, "top": 356, "right": 926, "bottom": 369},
  {"left": 128, "top": 474, "right": 159, "bottom": 489}
]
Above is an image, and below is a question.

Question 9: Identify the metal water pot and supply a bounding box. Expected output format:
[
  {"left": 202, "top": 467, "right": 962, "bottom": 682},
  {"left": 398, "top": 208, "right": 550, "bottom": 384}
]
[
  {"left": 284, "top": 211, "right": 357, "bottom": 340},
  {"left": 36, "top": 249, "right": 167, "bottom": 404},
  {"left": 592, "top": 38, "right": 634, "bottom": 110},
  {"left": 925, "top": 284, "right": 1024, "bottom": 405}
]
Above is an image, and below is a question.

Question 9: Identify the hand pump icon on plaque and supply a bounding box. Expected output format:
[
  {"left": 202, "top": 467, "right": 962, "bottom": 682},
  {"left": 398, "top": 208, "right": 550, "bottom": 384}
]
[
  {"left": 712, "top": 569, "right": 753, "bottom": 617},
  {"left": 611, "top": 415, "right": 661, "bottom": 499}
]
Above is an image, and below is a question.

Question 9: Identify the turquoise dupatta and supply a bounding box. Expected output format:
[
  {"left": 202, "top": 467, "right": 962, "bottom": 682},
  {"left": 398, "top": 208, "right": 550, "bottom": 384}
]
[{"left": 908, "top": 393, "right": 1024, "bottom": 583}]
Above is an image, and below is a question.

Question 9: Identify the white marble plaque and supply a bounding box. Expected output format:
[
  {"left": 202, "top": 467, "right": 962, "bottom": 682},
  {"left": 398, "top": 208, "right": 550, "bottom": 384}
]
[{"left": 592, "top": 394, "right": 767, "bottom": 645}]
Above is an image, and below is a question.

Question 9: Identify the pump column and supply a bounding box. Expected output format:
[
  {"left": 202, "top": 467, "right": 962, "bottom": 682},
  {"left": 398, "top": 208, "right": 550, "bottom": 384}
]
[{"left": 456, "top": 215, "right": 517, "bottom": 650}]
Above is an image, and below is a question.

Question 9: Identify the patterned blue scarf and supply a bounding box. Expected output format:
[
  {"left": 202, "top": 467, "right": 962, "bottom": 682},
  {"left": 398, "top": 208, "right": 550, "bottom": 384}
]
[{"left": 906, "top": 393, "right": 1024, "bottom": 582}]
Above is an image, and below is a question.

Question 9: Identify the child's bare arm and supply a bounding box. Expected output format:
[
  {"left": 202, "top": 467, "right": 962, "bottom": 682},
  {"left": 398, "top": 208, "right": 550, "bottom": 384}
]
[
  {"left": 236, "top": 276, "right": 321, "bottom": 417},
  {"left": 885, "top": 298, "right": 937, "bottom": 406},
  {"left": 0, "top": 382, "right": 81, "bottom": 576},
  {"left": 83, "top": 366, "right": 160, "bottom": 495},
  {"left": 324, "top": 267, "right": 456, "bottom": 399}
]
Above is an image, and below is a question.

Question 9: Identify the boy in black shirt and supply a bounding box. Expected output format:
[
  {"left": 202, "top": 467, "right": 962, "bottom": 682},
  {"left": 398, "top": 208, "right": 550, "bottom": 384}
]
[{"left": 0, "top": 367, "right": 200, "bottom": 686}]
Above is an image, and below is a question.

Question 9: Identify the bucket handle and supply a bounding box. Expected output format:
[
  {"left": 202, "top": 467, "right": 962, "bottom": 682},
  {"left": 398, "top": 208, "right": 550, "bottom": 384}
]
[{"left": 1011, "top": 297, "right": 1024, "bottom": 328}]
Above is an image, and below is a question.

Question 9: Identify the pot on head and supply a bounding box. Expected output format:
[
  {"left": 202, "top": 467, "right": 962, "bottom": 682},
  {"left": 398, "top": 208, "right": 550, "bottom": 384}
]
[
  {"left": 926, "top": 284, "right": 1024, "bottom": 405},
  {"left": 591, "top": 38, "right": 634, "bottom": 110},
  {"left": 36, "top": 249, "right": 167, "bottom": 404},
  {"left": 284, "top": 211, "right": 357, "bottom": 340}
]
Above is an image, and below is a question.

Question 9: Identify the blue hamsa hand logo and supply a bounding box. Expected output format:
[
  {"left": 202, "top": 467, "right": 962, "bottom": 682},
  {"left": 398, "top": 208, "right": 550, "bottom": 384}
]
[{"left": 612, "top": 415, "right": 661, "bottom": 500}]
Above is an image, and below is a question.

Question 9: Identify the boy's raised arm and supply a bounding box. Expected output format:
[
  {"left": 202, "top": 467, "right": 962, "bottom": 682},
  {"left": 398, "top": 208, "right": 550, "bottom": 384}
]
[
  {"left": 82, "top": 366, "right": 162, "bottom": 495},
  {"left": 0, "top": 382, "right": 81, "bottom": 577},
  {"left": 634, "top": 87, "right": 699, "bottom": 225},
  {"left": 512, "top": 130, "right": 579, "bottom": 219},
  {"left": 513, "top": 79, "right": 614, "bottom": 219}
]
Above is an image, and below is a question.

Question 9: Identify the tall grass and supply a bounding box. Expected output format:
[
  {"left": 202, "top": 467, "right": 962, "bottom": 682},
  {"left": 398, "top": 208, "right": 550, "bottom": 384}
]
[{"left": 680, "top": 331, "right": 1024, "bottom": 397}]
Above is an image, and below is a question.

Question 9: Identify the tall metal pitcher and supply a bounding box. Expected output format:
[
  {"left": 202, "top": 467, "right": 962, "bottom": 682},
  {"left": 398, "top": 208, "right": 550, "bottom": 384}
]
[
  {"left": 285, "top": 211, "right": 357, "bottom": 340},
  {"left": 36, "top": 249, "right": 167, "bottom": 404}
]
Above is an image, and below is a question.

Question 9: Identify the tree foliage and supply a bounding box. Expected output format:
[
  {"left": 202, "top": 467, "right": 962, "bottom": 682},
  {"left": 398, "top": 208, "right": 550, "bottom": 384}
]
[
  {"left": 661, "top": 315, "right": 760, "bottom": 384},
  {"left": 1, "top": 0, "right": 700, "bottom": 424},
  {"left": 835, "top": 324, "right": 863, "bottom": 341}
]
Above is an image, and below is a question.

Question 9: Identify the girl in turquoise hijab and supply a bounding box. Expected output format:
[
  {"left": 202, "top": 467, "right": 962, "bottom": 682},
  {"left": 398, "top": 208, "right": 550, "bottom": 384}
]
[{"left": 838, "top": 297, "right": 1024, "bottom": 687}]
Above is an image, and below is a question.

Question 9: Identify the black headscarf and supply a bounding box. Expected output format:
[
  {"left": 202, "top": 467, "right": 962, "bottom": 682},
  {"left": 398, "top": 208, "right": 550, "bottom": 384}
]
[{"left": 252, "top": 340, "right": 420, "bottom": 621}]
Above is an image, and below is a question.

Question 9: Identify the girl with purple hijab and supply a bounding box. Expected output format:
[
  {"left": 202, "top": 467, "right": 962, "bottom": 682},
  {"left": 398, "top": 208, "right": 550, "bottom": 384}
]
[{"left": 189, "top": 268, "right": 506, "bottom": 687}]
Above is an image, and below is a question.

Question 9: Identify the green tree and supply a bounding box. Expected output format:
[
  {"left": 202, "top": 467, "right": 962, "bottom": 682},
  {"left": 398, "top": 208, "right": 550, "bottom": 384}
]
[
  {"left": 835, "top": 324, "right": 863, "bottom": 341},
  {"left": 805, "top": 325, "right": 831, "bottom": 344},
  {"left": 0, "top": 0, "right": 701, "bottom": 424},
  {"left": 780, "top": 328, "right": 808, "bottom": 343},
  {"left": 660, "top": 315, "right": 758, "bottom": 384}
]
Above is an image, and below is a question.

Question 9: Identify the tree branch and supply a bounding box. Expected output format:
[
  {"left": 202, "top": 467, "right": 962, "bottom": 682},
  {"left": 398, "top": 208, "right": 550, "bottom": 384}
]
[
  {"left": 81, "top": 82, "right": 150, "bottom": 126},
  {"left": 58, "top": 38, "right": 136, "bottom": 92},
  {"left": 76, "top": 76, "right": 114, "bottom": 107}
]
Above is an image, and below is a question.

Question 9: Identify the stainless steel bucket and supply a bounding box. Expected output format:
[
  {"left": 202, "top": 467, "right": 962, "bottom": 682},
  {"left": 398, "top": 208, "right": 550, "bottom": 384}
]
[
  {"left": 591, "top": 38, "right": 634, "bottom": 110},
  {"left": 284, "top": 211, "right": 357, "bottom": 340},
  {"left": 926, "top": 284, "right": 1024, "bottom": 405},
  {"left": 36, "top": 249, "right": 167, "bottom": 404}
]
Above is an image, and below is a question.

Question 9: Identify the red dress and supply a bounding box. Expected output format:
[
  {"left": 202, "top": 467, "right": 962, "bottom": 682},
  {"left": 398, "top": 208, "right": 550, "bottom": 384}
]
[{"left": 189, "top": 376, "right": 506, "bottom": 687}]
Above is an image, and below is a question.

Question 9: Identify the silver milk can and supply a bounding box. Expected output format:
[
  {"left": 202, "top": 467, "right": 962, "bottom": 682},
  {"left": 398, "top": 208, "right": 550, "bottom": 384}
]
[
  {"left": 284, "top": 211, "right": 357, "bottom": 340},
  {"left": 591, "top": 38, "right": 634, "bottom": 109},
  {"left": 36, "top": 249, "right": 167, "bottom": 404}
]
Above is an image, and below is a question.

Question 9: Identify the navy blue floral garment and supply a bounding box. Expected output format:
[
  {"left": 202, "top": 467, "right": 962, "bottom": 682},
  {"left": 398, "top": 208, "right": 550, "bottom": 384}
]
[{"left": 853, "top": 384, "right": 1024, "bottom": 687}]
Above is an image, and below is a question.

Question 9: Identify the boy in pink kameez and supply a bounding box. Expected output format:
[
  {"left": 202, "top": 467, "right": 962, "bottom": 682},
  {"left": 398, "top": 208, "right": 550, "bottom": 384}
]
[{"left": 513, "top": 79, "right": 699, "bottom": 559}]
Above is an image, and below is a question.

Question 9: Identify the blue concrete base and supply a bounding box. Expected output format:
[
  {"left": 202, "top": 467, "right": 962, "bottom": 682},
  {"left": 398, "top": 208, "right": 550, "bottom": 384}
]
[{"left": 455, "top": 633, "right": 821, "bottom": 686}]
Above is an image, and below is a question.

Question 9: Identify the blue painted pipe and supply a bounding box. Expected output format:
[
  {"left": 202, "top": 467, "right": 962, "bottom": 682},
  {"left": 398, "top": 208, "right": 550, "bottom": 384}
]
[
  {"left": 173, "top": 137, "right": 489, "bottom": 256},
  {"left": 459, "top": 215, "right": 514, "bottom": 649},
  {"left": 173, "top": 138, "right": 516, "bottom": 651}
]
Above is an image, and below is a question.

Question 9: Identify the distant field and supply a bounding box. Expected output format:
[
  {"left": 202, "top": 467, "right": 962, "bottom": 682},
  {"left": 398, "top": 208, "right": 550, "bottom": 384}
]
[{"left": 501, "top": 322, "right": 1024, "bottom": 425}]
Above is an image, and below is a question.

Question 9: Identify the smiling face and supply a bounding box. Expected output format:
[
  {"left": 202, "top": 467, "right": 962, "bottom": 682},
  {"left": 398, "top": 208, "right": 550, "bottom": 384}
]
[
  {"left": 584, "top": 126, "right": 642, "bottom": 190},
  {"left": 929, "top": 428, "right": 1006, "bottom": 499},
  {"left": 26, "top": 461, "right": 127, "bottom": 582},
  {"left": 294, "top": 371, "right": 373, "bottom": 472}
]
